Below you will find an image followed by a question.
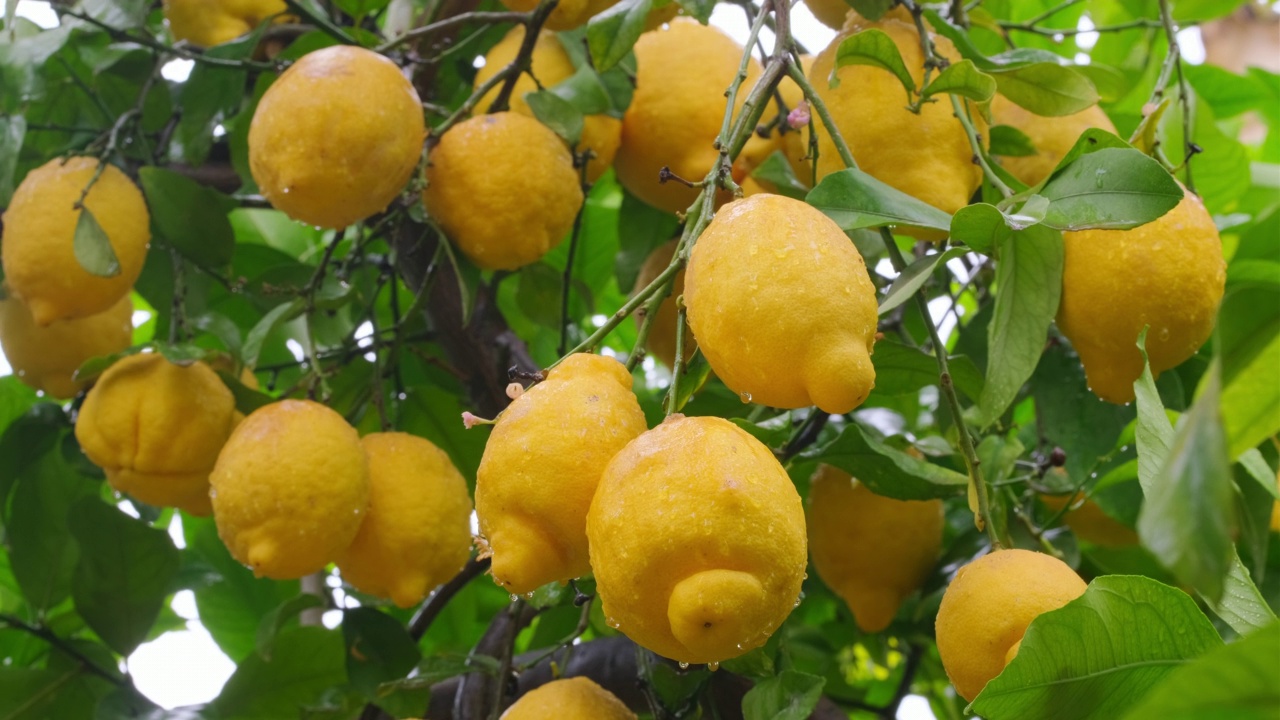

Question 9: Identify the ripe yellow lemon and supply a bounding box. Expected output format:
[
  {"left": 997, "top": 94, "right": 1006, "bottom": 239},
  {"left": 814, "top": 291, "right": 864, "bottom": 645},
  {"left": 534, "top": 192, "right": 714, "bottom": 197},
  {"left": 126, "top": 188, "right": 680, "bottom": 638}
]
[
  {"left": 475, "top": 353, "right": 646, "bottom": 595},
  {"left": 1041, "top": 491, "right": 1137, "bottom": 547},
  {"left": 1057, "top": 188, "right": 1225, "bottom": 404},
  {"left": 163, "top": 0, "right": 285, "bottom": 47},
  {"left": 0, "top": 294, "right": 132, "bottom": 398},
  {"left": 498, "top": 0, "right": 615, "bottom": 30},
  {"left": 990, "top": 94, "right": 1117, "bottom": 186},
  {"left": 75, "top": 353, "right": 238, "bottom": 516},
  {"left": 2, "top": 157, "right": 149, "bottom": 326},
  {"left": 502, "top": 677, "right": 636, "bottom": 720},
  {"left": 248, "top": 45, "right": 425, "bottom": 230},
  {"left": 807, "top": 465, "right": 943, "bottom": 633},
  {"left": 473, "top": 27, "right": 622, "bottom": 183},
  {"left": 588, "top": 415, "right": 807, "bottom": 665},
  {"left": 424, "top": 112, "right": 583, "bottom": 271},
  {"left": 935, "top": 549, "right": 1087, "bottom": 701},
  {"left": 809, "top": 12, "right": 982, "bottom": 220},
  {"left": 685, "top": 194, "right": 878, "bottom": 413},
  {"left": 211, "top": 399, "right": 370, "bottom": 579},
  {"left": 615, "top": 19, "right": 760, "bottom": 215},
  {"left": 632, "top": 240, "right": 692, "bottom": 368},
  {"left": 337, "top": 432, "right": 473, "bottom": 608}
]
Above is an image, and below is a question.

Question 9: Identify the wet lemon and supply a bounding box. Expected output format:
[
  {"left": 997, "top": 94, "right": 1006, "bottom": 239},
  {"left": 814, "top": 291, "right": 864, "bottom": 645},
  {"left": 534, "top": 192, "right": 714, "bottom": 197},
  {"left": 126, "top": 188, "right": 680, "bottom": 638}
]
[{"left": 0, "top": 294, "right": 133, "bottom": 398}]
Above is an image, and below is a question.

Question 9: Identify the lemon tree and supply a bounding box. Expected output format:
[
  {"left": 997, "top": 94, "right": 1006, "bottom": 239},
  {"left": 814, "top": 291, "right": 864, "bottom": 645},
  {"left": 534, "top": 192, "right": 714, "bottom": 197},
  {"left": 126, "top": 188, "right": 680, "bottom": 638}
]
[{"left": 0, "top": 1, "right": 1278, "bottom": 719}]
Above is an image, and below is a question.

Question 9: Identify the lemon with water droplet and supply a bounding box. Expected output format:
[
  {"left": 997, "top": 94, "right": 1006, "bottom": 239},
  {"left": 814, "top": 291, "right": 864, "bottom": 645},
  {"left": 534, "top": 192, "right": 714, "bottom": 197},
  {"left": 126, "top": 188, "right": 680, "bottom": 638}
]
[
  {"left": 501, "top": 676, "right": 636, "bottom": 719},
  {"left": 587, "top": 414, "right": 807, "bottom": 665},
  {"left": 0, "top": 294, "right": 133, "bottom": 399},
  {"left": 475, "top": 353, "right": 646, "bottom": 595}
]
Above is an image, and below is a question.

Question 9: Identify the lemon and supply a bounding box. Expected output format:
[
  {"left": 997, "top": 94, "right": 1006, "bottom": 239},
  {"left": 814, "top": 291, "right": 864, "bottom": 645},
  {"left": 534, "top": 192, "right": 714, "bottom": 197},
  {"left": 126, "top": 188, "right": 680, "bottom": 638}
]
[
  {"left": 424, "top": 112, "right": 583, "bottom": 271},
  {"left": 807, "top": 465, "right": 943, "bottom": 633},
  {"left": 615, "top": 19, "right": 760, "bottom": 215},
  {"left": 685, "top": 194, "right": 878, "bottom": 413},
  {"left": 809, "top": 12, "right": 982, "bottom": 221},
  {"left": 164, "top": 0, "right": 285, "bottom": 47},
  {"left": 1057, "top": 188, "right": 1225, "bottom": 404},
  {"left": 935, "top": 549, "right": 1087, "bottom": 701},
  {"left": 632, "top": 240, "right": 693, "bottom": 368},
  {"left": 75, "top": 353, "right": 239, "bottom": 516},
  {"left": 587, "top": 414, "right": 807, "bottom": 665},
  {"left": 473, "top": 27, "right": 622, "bottom": 183},
  {"left": 0, "top": 294, "right": 132, "bottom": 398},
  {"left": 501, "top": 677, "right": 635, "bottom": 720},
  {"left": 210, "top": 399, "right": 370, "bottom": 579},
  {"left": 1041, "top": 491, "right": 1137, "bottom": 547},
  {"left": 337, "top": 432, "right": 473, "bottom": 608},
  {"left": 803, "top": 0, "right": 853, "bottom": 29},
  {"left": 475, "top": 353, "right": 646, "bottom": 595},
  {"left": 991, "top": 94, "right": 1117, "bottom": 186},
  {"left": 498, "top": 0, "right": 615, "bottom": 30},
  {"left": 2, "top": 157, "right": 149, "bottom": 326},
  {"left": 248, "top": 45, "right": 426, "bottom": 230}
]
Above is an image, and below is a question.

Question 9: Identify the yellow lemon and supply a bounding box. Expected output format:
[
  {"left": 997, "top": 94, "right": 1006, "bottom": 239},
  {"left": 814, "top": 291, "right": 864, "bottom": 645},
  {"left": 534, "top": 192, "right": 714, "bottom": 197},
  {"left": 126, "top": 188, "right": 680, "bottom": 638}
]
[
  {"left": 475, "top": 353, "right": 646, "bottom": 595},
  {"left": 164, "top": 0, "right": 286, "bottom": 47},
  {"left": 75, "top": 353, "right": 238, "bottom": 516},
  {"left": 211, "top": 399, "right": 370, "bottom": 579},
  {"left": 807, "top": 465, "right": 943, "bottom": 633},
  {"left": 1041, "top": 491, "right": 1137, "bottom": 547},
  {"left": 990, "top": 94, "right": 1118, "bottom": 186},
  {"left": 248, "top": 45, "right": 426, "bottom": 230},
  {"left": 501, "top": 677, "right": 636, "bottom": 720},
  {"left": 632, "top": 240, "right": 693, "bottom": 368},
  {"left": 685, "top": 194, "right": 878, "bottom": 413},
  {"left": 615, "top": 19, "right": 760, "bottom": 215},
  {"left": 499, "top": 0, "right": 615, "bottom": 31},
  {"left": 473, "top": 27, "right": 622, "bottom": 183},
  {"left": 1057, "top": 189, "right": 1225, "bottom": 404},
  {"left": 588, "top": 414, "right": 807, "bottom": 665},
  {"left": 2, "top": 157, "right": 149, "bottom": 326},
  {"left": 337, "top": 432, "right": 473, "bottom": 608},
  {"left": 809, "top": 12, "right": 982, "bottom": 221},
  {"left": 935, "top": 549, "right": 1087, "bottom": 701},
  {"left": 424, "top": 112, "right": 583, "bottom": 271},
  {"left": 0, "top": 294, "right": 132, "bottom": 398}
]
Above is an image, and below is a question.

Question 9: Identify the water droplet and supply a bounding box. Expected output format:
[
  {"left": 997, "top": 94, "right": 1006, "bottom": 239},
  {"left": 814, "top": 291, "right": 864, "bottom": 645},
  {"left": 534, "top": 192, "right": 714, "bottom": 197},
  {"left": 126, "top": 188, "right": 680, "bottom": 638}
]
[
  {"left": 739, "top": 391, "right": 753, "bottom": 404},
  {"left": 707, "top": 661, "right": 720, "bottom": 672},
  {"left": 678, "top": 661, "right": 690, "bottom": 670},
  {"left": 606, "top": 616, "right": 621, "bottom": 629},
  {"left": 524, "top": 592, "right": 534, "bottom": 599},
  {"left": 509, "top": 594, "right": 520, "bottom": 602},
  {"left": 1158, "top": 327, "right": 1171, "bottom": 342}
]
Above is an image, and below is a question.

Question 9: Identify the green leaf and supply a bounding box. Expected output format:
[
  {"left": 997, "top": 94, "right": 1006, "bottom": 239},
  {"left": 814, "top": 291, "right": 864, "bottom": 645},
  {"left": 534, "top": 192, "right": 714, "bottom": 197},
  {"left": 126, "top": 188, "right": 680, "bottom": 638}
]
[
  {"left": 990, "top": 63, "right": 1099, "bottom": 117},
  {"left": 209, "top": 626, "right": 347, "bottom": 720},
  {"left": 672, "top": 349, "right": 711, "bottom": 412},
  {"left": 949, "top": 202, "right": 1006, "bottom": 254},
  {"left": 438, "top": 238, "right": 482, "bottom": 325},
  {"left": 5, "top": 445, "right": 98, "bottom": 611},
  {"left": 972, "top": 575, "right": 1222, "bottom": 719},
  {"left": 73, "top": 207, "right": 122, "bottom": 278},
  {"left": 1122, "top": 620, "right": 1280, "bottom": 720},
  {"left": 615, "top": 190, "right": 678, "bottom": 293},
  {"left": 400, "top": 384, "right": 488, "bottom": 483},
  {"left": 185, "top": 516, "right": 301, "bottom": 662},
  {"left": 1217, "top": 283, "right": 1280, "bottom": 458},
  {"left": 586, "top": 0, "right": 652, "bottom": 73},
  {"left": 515, "top": 263, "right": 565, "bottom": 329},
  {"left": 830, "top": 29, "right": 916, "bottom": 100},
  {"left": 1043, "top": 128, "right": 1135, "bottom": 184},
  {"left": 334, "top": 0, "right": 390, "bottom": 19},
  {"left": 802, "top": 423, "right": 969, "bottom": 500},
  {"left": 672, "top": 0, "right": 713, "bottom": 22},
  {"left": 867, "top": 340, "right": 984, "bottom": 400},
  {"left": 1031, "top": 342, "right": 1134, "bottom": 484},
  {"left": 217, "top": 370, "right": 275, "bottom": 416},
  {"left": 173, "top": 61, "right": 247, "bottom": 167},
  {"left": 922, "top": 59, "right": 996, "bottom": 102},
  {"left": 256, "top": 594, "right": 325, "bottom": 661},
  {"left": 1132, "top": 329, "right": 1176, "bottom": 491},
  {"left": 749, "top": 150, "right": 810, "bottom": 201},
  {"left": 1137, "top": 363, "right": 1234, "bottom": 603},
  {"left": 1038, "top": 147, "right": 1184, "bottom": 231},
  {"left": 976, "top": 225, "right": 1063, "bottom": 427},
  {"left": 989, "top": 124, "right": 1037, "bottom": 157},
  {"left": 807, "top": 168, "right": 953, "bottom": 233},
  {"left": 525, "top": 90, "right": 585, "bottom": 146},
  {"left": 878, "top": 247, "right": 969, "bottom": 316},
  {"left": 0, "top": 114, "right": 24, "bottom": 206},
  {"left": 241, "top": 299, "right": 305, "bottom": 369},
  {"left": 1207, "top": 556, "right": 1278, "bottom": 636},
  {"left": 138, "top": 166, "right": 238, "bottom": 269},
  {"left": 69, "top": 499, "right": 180, "bottom": 655},
  {"left": 0, "top": 668, "right": 74, "bottom": 720},
  {"left": 342, "top": 607, "right": 422, "bottom": 697},
  {"left": 742, "top": 670, "right": 826, "bottom": 720}
]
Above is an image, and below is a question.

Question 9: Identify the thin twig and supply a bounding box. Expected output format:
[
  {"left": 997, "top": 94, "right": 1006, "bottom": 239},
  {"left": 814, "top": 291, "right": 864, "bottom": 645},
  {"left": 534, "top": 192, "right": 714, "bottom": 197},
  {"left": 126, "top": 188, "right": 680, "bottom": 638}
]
[{"left": 0, "top": 614, "right": 128, "bottom": 688}]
